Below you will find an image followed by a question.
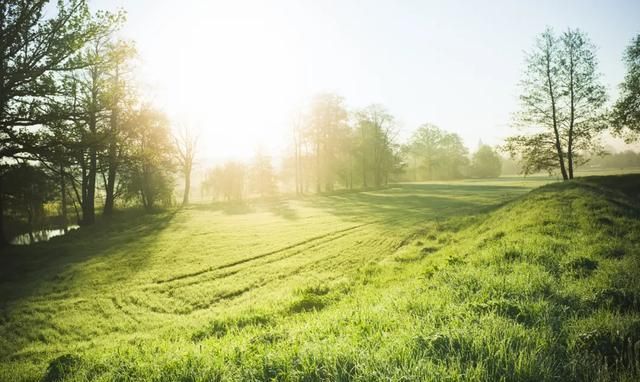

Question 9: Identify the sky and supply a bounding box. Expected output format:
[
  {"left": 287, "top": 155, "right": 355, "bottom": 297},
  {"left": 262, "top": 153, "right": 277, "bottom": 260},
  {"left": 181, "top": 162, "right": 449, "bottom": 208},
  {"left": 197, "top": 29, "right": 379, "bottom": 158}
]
[{"left": 91, "top": 0, "right": 640, "bottom": 160}]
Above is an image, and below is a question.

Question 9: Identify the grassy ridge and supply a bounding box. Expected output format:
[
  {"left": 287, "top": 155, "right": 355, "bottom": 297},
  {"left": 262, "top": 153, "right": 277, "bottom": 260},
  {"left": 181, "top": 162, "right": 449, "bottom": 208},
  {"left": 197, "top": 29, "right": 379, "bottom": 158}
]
[{"left": 1, "top": 176, "right": 639, "bottom": 381}]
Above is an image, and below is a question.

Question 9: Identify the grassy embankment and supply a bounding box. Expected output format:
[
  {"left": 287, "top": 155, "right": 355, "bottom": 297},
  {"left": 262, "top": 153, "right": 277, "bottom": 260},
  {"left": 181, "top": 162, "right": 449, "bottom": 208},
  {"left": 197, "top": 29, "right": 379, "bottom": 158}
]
[{"left": 1, "top": 175, "right": 639, "bottom": 381}]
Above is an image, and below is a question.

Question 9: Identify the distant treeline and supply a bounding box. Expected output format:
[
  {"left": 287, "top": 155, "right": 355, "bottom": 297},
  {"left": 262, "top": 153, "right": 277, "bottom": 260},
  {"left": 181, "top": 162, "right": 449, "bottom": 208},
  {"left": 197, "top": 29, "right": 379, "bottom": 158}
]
[
  {"left": 199, "top": 112, "right": 640, "bottom": 202},
  {"left": 586, "top": 150, "right": 640, "bottom": 169},
  {"left": 199, "top": 98, "right": 505, "bottom": 202}
]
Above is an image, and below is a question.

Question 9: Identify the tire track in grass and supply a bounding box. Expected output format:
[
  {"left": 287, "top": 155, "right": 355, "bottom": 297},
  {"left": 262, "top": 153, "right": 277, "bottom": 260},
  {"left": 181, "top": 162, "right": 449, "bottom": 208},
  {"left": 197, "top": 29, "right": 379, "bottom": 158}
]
[
  {"left": 110, "top": 296, "right": 142, "bottom": 324},
  {"left": 152, "top": 222, "right": 376, "bottom": 285},
  {"left": 176, "top": 231, "right": 400, "bottom": 314},
  {"left": 4, "top": 217, "right": 412, "bottom": 319},
  {"left": 10, "top": 217, "right": 413, "bottom": 325},
  {"left": 138, "top": 224, "right": 378, "bottom": 313},
  {"left": 132, "top": 222, "right": 387, "bottom": 315},
  {"left": 196, "top": 216, "right": 412, "bottom": 287},
  {"left": 5, "top": 224, "right": 370, "bottom": 319},
  {"left": 196, "top": 224, "right": 405, "bottom": 303}
]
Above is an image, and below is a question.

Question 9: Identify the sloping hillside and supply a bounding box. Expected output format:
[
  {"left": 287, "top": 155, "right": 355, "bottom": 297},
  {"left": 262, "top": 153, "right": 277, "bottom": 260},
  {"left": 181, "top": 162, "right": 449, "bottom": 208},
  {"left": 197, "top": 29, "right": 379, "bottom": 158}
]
[{"left": 1, "top": 176, "right": 639, "bottom": 381}]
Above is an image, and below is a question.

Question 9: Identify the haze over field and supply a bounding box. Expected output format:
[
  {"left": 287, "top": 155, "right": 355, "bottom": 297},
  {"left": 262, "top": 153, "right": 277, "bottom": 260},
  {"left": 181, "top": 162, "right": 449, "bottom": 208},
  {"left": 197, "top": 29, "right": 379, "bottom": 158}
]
[{"left": 93, "top": 0, "right": 640, "bottom": 159}]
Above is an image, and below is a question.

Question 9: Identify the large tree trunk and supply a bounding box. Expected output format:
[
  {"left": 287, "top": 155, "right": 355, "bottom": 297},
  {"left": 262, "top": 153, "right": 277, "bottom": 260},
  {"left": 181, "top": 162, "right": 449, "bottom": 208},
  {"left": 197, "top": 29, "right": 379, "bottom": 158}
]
[
  {"left": 182, "top": 165, "right": 191, "bottom": 205},
  {"left": 552, "top": 124, "right": 568, "bottom": 180},
  {"left": 0, "top": 175, "right": 7, "bottom": 247},
  {"left": 104, "top": 65, "right": 120, "bottom": 215},
  {"left": 104, "top": 102, "right": 118, "bottom": 216},
  {"left": 103, "top": 141, "right": 117, "bottom": 216},
  {"left": 362, "top": 154, "right": 367, "bottom": 188},
  {"left": 374, "top": 146, "right": 382, "bottom": 187},
  {"left": 83, "top": 65, "right": 99, "bottom": 224},
  {"left": 83, "top": 147, "right": 96, "bottom": 225},
  {"left": 60, "top": 164, "right": 68, "bottom": 233},
  {"left": 362, "top": 128, "right": 368, "bottom": 188},
  {"left": 567, "top": 53, "right": 575, "bottom": 180},
  {"left": 297, "top": 143, "right": 303, "bottom": 195},
  {"left": 140, "top": 189, "right": 148, "bottom": 211},
  {"left": 294, "top": 132, "right": 300, "bottom": 195},
  {"left": 545, "top": 48, "right": 569, "bottom": 181},
  {"left": 315, "top": 140, "right": 321, "bottom": 193},
  {"left": 26, "top": 200, "right": 34, "bottom": 244},
  {"left": 567, "top": 128, "right": 574, "bottom": 179},
  {"left": 80, "top": 152, "right": 88, "bottom": 222}
]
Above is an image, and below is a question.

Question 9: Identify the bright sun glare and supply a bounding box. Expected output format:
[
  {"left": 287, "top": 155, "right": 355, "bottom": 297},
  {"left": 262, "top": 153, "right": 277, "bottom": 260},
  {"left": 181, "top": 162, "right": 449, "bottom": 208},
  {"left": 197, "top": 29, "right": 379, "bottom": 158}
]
[
  {"left": 104, "top": 0, "right": 640, "bottom": 161},
  {"left": 137, "top": 2, "right": 306, "bottom": 160}
]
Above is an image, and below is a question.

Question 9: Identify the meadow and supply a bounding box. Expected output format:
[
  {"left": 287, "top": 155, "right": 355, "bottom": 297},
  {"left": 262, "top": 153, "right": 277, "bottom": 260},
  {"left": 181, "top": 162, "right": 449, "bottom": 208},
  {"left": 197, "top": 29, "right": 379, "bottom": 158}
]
[{"left": 1, "top": 174, "right": 639, "bottom": 381}]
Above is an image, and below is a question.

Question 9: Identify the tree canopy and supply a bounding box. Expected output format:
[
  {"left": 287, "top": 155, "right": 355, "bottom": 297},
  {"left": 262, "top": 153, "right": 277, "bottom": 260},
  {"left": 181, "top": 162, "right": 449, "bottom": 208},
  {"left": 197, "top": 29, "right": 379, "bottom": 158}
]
[
  {"left": 504, "top": 28, "right": 607, "bottom": 179},
  {"left": 612, "top": 34, "right": 640, "bottom": 143},
  {"left": 405, "top": 124, "right": 469, "bottom": 181}
]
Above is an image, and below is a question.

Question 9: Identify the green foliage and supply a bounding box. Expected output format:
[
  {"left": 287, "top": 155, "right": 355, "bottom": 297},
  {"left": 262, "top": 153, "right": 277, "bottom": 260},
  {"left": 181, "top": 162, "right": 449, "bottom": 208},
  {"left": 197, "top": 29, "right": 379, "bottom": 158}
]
[
  {"left": 121, "top": 106, "right": 176, "bottom": 210},
  {"left": 470, "top": 144, "right": 502, "bottom": 178},
  {"left": 506, "top": 28, "right": 608, "bottom": 179},
  {"left": 287, "top": 96, "right": 402, "bottom": 193},
  {"left": 0, "top": 0, "right": 122, "bottom": 242},
  {"left": 202, "top": 161, "right": 247, "bottom": 201},
  {"left": 249, "top": 149, "right": 277, "bottom": 197},
  {"left": 404, "top": 123, "right": 469, "bottom": 180},
  {"left": 0, "top": 0, "right": 97, "bottom": 160},
  {"left": 306, "top": 93, "right": 350, "bottom": 192},
  {"left": 589, "top": 150, "right": 640, "bottom": 169},
  {"left": 612, "top": 34, "right": 640, "bottom": 143},
  {"left": 354, "top": 105, "right": 401, "bottom": 188},
  {"left": 2, "top": 163, "right": 56, "bottom": 237}
]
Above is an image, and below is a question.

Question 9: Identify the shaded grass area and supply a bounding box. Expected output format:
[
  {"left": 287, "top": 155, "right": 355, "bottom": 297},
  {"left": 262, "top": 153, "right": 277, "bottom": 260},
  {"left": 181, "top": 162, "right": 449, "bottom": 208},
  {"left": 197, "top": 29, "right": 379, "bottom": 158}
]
[{"left": 1, "top": 176, "right": 639, "bottom": 381}]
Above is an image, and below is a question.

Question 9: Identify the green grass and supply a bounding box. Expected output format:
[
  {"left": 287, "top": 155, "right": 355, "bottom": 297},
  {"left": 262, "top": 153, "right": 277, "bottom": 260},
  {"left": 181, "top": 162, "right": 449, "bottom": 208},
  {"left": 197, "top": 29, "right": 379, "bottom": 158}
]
[{"left": 1, "top": 175, "right": 639, "bottom": 381}]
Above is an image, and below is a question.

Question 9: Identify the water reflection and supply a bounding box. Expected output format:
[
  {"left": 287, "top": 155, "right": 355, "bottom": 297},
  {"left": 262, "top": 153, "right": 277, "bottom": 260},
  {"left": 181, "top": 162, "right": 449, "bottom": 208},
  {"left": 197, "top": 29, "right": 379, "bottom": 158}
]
[{"left": 11, "top": 225, "right": 80, "bottom": 245}]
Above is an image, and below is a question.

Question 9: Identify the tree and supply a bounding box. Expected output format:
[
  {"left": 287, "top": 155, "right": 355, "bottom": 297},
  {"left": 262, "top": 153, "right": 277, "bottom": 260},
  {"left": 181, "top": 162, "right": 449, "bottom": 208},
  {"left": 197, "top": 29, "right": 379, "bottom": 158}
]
[
  {"left": 505, "top": 28, "right": 607, "bottom": 179},
  {"left": 122, "top": 106, "right": 175, "bottom": 211},
  {"left": 284, "top": 113, "right": 314, "bottom": 195},
  {"left": 30, "top": 124, "right": 79, "bottom": 229},
  {"left": 36, "top": 10, "right": 125, "bottom": 225},
  {"left": 2, "top": 164, "right": 56, "bottom": 243},
  {"left": 68, "top": 36, "right": 109, "bottom": 224},
  {"left": 0, "top": 0, "right": 98, "bottom": 245},
  {"left": 307, "top": 93, "right": 349, "bottom": 192},
  {"left": 355, "top": 104, "right": 398, "bottom": 187},
  {"left": 406, "top": 124, "right": 468, "bottom": 180},
  {"left": 470, "top": 145, "right": 502, "bottom": 178},
  {"left": 202, "top": 161, "right": 246, "bottom": 202},
  {"left": 612, "top": 34, "right": 640, "bottom": 143},
  {"left": 249, "top": 149, "right": 276, "bottom": 197},
  {"left": 287, "top": 97, "right": 401, "bottom": 192},
  {"left": 290, "top": 111, "right": 306, "bottom": 195},
  {"left": 406, "top": 124, "right": 443, "bottom": 181},
  {"left": 173, "top": 123, "right": 198, "bottom": 205},
  {"left": 102, "top": 40, "right": 137, "bottom": 216},
  {"left": 589, "top": 149, "right": 640, "bottom": 169}
]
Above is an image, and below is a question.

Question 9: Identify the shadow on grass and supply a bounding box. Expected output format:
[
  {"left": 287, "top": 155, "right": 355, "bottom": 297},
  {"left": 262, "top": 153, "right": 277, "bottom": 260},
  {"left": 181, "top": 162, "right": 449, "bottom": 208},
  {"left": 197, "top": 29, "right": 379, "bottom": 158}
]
[
  {"left": 265, "top": 199, "right": 299, "bottom": 220},
  {"left": 188, "top": 200, "right": 255, "bottom": 215},
  {"left": 0, "top": 208, "right": 178, "bottom": 303},
  {"left": 188, "top": 197, "right": 301, "bottom": 220},
  {"left": 184, "top": 183, "right": 532, "bottom": 225},
  {"left": 302, "top": 183, "right": 532, "bottom": 226}
]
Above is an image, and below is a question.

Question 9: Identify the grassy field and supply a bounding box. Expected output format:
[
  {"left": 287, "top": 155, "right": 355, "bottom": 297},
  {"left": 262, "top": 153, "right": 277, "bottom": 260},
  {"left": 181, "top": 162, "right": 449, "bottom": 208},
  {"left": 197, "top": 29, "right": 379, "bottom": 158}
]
[{"left": 1, "top": 174, "right": 639, "bottom": 381}]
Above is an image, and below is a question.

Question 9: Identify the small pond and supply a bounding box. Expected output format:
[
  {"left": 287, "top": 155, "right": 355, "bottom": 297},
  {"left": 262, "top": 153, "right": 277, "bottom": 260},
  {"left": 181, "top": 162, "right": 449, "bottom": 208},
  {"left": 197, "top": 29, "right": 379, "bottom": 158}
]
[{"left": 11, "top": 225, "right": 80, "bottom": 245}]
